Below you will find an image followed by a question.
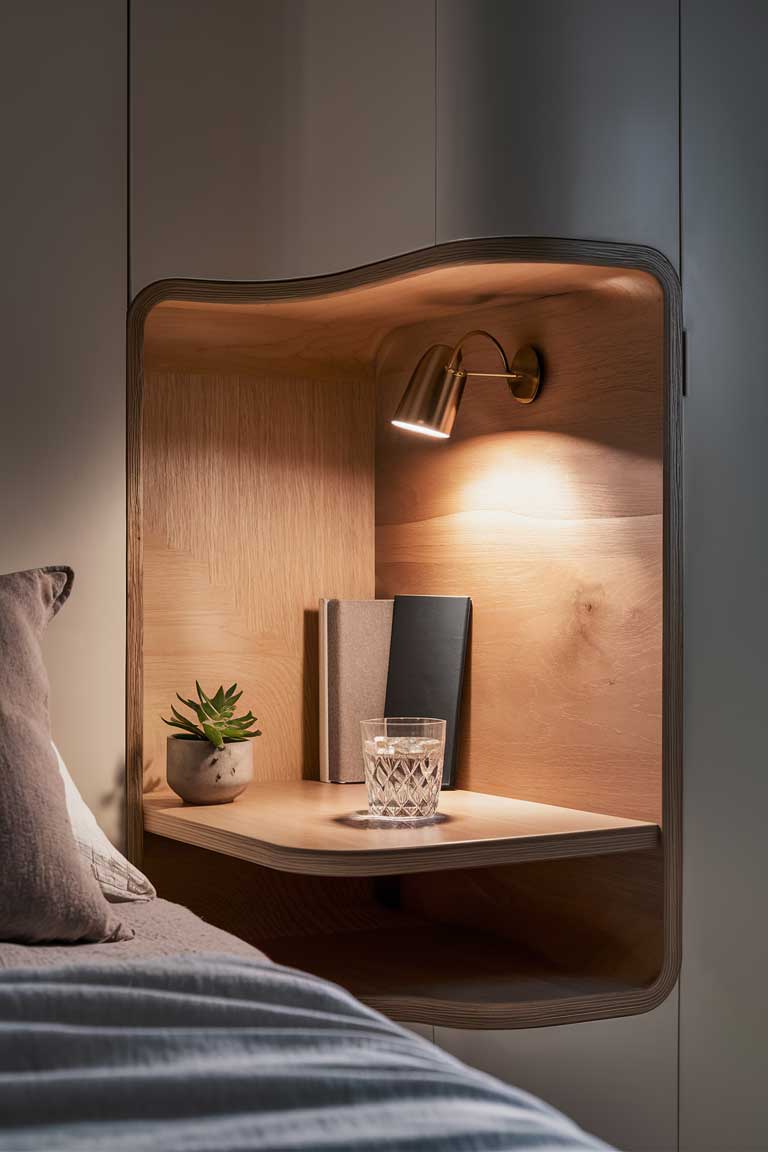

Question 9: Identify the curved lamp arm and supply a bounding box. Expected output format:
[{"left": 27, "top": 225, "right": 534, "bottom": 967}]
[{"left": 447, "top": 329, "right": 512, "bottom": 375}]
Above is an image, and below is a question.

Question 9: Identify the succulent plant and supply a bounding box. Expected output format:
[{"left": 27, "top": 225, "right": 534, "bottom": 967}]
[{"left": 162, "top": 682, "right": 262, "bottom": 750}]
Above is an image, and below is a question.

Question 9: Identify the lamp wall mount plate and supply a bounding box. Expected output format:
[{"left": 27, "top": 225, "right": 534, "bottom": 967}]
[{"left": 503, "top": 343, "right": 541, "bottom": 404}]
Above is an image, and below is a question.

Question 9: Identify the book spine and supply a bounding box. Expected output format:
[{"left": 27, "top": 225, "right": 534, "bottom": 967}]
[{"left": 318, "top": 599, "right": 331, "bottom": 782}]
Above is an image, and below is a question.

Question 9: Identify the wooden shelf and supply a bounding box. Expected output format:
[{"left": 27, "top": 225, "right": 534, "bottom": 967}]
[
  {"left": 262, "top": 920, "right": 642, "bottom": 1028},
  {"left": 143, "top": 780, "right": 658, "bottom": 877}
]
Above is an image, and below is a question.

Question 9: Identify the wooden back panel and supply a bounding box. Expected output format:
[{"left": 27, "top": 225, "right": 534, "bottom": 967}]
[
  {"left": 375, "top": 277, "right": 664, "bottom": 823},
  {"left": 142, "top": 371, "right": 375, "bottom": 792}
]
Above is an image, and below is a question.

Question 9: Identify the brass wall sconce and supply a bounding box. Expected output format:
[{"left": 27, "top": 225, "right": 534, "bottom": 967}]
[{"left": 391, "top": 331, "right": 541, "bottom": 439}]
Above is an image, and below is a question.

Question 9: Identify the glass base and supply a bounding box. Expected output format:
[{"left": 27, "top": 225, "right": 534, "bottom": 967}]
[{"left": 337, "top": 810, "right": 448, "bottom": 830}]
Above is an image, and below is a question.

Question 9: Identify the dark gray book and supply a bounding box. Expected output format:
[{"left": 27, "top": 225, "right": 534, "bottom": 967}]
[{"left": 384, "top": 595, "right": 471, "bottom": 788}]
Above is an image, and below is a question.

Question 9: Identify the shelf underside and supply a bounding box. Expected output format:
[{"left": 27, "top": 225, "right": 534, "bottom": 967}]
[
  {"left": 143, "top": 833, "right": 665, "bottom": 1029},
  {"left": 143, "top": 780, "right": 658, "bottom": 877}
]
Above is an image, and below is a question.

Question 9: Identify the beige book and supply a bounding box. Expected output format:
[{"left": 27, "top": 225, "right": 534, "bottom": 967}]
[{"left": 319, "top": 599, "right": 393, "bottom": 783}]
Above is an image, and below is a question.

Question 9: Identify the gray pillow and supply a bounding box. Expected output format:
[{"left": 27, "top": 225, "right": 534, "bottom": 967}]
[{"left": 0, "top": 567, "right": 130, "bottom": 943}]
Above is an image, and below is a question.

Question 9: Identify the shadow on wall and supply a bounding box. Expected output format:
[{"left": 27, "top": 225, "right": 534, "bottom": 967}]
[
  {"left": 100, "top": 758, "right": 128, "bottom": 848},
  {"left": 303, "top": 607, "right": 320, "bottom": 779}
]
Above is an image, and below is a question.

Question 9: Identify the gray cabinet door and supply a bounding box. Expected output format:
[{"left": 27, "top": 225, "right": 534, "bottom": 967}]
[
  {"left": 130, "top": 0, "right": 435, "bottom": 294},
  {"left": 437, "top": 0, "right": 679, "bottom": 265},
  {"left": 680, "top": 3, "right": 768, "bottom": 1149},
  {"left": 437, "top": 992, "right": 678, "bottom": 1152}
]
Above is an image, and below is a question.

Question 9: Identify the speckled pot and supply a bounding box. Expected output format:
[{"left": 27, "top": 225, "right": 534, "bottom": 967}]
[{"left": 166, "top": 737, "right": 253, "bottom": 805}]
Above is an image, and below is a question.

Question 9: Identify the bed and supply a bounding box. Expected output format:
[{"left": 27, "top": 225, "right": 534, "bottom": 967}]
[{"left": 0, "top": 899, "right": 610, "bottom": 1152}]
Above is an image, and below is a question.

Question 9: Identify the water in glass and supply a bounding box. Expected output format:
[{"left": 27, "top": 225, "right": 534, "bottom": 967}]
[{"left": 361, "top": 718, "right": 445, "bottom": 819}]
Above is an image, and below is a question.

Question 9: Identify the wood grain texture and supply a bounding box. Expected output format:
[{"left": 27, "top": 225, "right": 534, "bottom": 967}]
[
  {"left": 143, "top": 780, "right": 658, "bottom": 877},
  {"left": 400, "top": 848, "right": 664, "bottom": 994},
  {"left": 142, "top": 262, "right": 625, "bottom": 378},
  {"left": 141, "top": 371, "right": 375, "bottom": 798},
  {"left": 273, "top": 920, "right": 669, "bottom": 1029},
  {"left": 265, "top": 924, "right": 642, "bottom": 1027},
  {"left": 127, "top": 237, "right": 683, "bottom": 1029},
  {"left": 143, "top": 834, "right": 381, "bottom": 941},
  {"left": 376, "top": 279, "right": 664, "bottom": 824}
]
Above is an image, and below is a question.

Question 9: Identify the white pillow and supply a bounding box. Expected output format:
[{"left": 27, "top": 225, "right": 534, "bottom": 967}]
[{"left": 52, "top": 742, "right": 155, "bottom": 903}]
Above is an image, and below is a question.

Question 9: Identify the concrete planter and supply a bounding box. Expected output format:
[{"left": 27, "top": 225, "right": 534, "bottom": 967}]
[{"left": 166, "top": 737, "right": 253, "bottom": 805}]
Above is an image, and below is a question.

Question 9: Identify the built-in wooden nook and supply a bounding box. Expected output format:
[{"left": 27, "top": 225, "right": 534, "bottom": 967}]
[{"left": 128, "top": 238, "right": 682, "bottom": 1029}]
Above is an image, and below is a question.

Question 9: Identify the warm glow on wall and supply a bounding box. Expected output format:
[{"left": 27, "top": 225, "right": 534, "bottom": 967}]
[
  {"left": 455, "top": 435, "right": 577, "bottom": 524},
  {"left": 455, "top": 433, "right": 661, "bottom": 524}
]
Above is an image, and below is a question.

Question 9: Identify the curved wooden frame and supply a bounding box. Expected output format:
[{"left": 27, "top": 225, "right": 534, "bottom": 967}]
[{"left": 127, "top": 236, "right": 682, "bottom": 1028}]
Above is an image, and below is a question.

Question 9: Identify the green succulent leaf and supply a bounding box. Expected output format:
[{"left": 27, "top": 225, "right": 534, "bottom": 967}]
[
  {"left": 170, "top": 705, "right": 199, "bottom": 729},
  {"left": 202, "top": 722, "right": 224, "bottom": 749},
  {"left": 162, "top": 718, "right": 205, "bottom": 738},
  {"left": 163, "top": 682, "right": 260, "bottom": 749},
  {"left": 176, "top": 694, "right": 199, "bottom": 712},
  {"left": 175, "top": 698, "right": 207, "bottom": 727},
  {"left": 195, "top": 682, "right": 218, "bottom": 720},
  {"left": 230, "top": 711, "right": 254, "bottom": 725}
]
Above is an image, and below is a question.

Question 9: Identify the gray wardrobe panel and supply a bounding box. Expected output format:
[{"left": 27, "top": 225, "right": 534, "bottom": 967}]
[
  {"left": 0, "top": 1, "right": 127, "bottom": 844},
  {"left": 437, "top": 0, "right": 679, "bottom": 265},
  {"left": 437, "top": 990, "right": 678, "bottom": 1152},
  {"left": 680, "top": 4, "right": 768, "bottom": 1149},
  {"left": 131, "top": 0, "right": 435, "bottom": 294}
]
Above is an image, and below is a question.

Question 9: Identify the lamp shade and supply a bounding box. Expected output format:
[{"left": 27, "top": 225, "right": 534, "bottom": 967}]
[{"left": 391, "top": 344, "right": 466, "bottom": 439}]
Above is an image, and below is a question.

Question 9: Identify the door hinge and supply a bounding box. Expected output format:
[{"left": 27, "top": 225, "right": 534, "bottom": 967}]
[{"left": 682, "top": 329, "right": 688, "bottom": 397}]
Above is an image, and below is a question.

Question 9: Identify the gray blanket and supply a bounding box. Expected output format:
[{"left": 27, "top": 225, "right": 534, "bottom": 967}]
[
  {"left": 0, "top": 954, "right": 608, "bottom": 1151},
  {"left": 0, "top": 898, "right": 264, "bottom": 969}
]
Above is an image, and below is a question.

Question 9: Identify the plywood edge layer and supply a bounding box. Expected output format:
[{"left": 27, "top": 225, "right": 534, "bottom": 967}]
[{"left": 362, "top": 972, "right": 677, "bottom": 1030}]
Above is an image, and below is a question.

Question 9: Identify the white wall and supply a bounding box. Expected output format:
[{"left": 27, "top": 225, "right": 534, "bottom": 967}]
[{"left": 0, "top": 1, "right": 127, "bottom": 843}]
